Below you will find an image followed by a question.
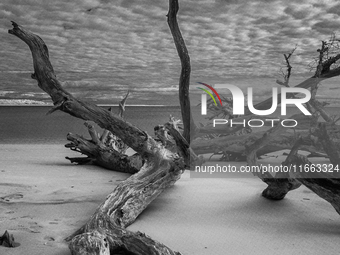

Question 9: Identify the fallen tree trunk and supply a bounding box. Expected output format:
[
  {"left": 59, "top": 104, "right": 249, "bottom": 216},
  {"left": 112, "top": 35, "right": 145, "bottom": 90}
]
[
  {"left": 312, "top": 122, "right": 340, "bottom": 168},
  {"left": 192, "top": 114, "right": 321, "bottom": 156},
  {"left": 251, "top": 135, "right": 303, "bottom": 200},
  {"left": 64, "top": 91, "right": 144, "bottom": 173},
  {"left": 66, "top": 155, "right": 184, "bottom": 254},
  {"left": 192, "top": 126, "right": 321, "bottom": 157},
  {"left": 243, "top": 41, "right": 340, "bottom": 202},
  {"left": 245, "top": 125, "right": 302, "bottom": 200},
  {"left": 65, "top": 130, "right": 143, "bottom": 174},
  {"left": 245, "top": 112, "right": 340, "bottom": 211},
  {"left": 249, "top": 131, "right": 340, "bottom": 210},
  {"left": 8, "top": 0, "right": 192, "bottom": 252},
  {"left": 290, "top": 154, "right": 340, "bottom": 215},
  {"left": 193, "top": 47, "right": 340, "bottom": 138},
  {"left": 194, "top": 77, "right": 340, "bottom": 137}
]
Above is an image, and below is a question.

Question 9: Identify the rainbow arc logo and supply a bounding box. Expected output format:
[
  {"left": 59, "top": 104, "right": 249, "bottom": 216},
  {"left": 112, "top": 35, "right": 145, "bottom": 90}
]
[{"left": 196, "top": 82, "right": 223, "bottom": 107}]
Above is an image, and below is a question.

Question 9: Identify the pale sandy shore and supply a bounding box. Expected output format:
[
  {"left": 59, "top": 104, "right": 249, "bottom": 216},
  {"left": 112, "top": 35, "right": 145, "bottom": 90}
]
[{"left": 0, "top": 144, "right": 339, "bottom": 255}]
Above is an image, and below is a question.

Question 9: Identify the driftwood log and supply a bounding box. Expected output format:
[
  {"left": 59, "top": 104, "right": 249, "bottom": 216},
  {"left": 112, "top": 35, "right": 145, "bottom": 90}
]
[
  {"left": 192, "top": 38, "right": 340, "bottom": 168},
  {"left": 64, "top": 91, "right": 144, "bottom": 174},
  {"left": 193, "top": 34, "right": 340, "bottom": 209},
  {"left": 245, "top": 113, "right": 340, "bottom": 214},
  {"left": 8, "top": 0, "right": 195, "bottom": 253},
  {"left": 65, "top": 127, "right": 143, "bottom": 174},
  {"left": 245, "top": 122, "right": 340, "bottom": 214},
  {"left": 245, "top": 129, "right": 302, "bottom": 201},
  {"left": 193, "top": 39, "right": 340, "bottom": 142},
  {"left": 8, "top": 0, "right": 340, "bottom": 254},
  {"left": 192, "top": 114, "right": 320, "bottom": 157},
  {"left": 242, "top": 40, "right": 340, "bottom": 203}
]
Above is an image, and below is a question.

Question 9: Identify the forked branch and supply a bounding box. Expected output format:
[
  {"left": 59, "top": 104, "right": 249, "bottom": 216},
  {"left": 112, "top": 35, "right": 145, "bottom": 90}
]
[
  {"left": 9, "top": 21, "right": 154, "bottom": 157},
  {"left": 9, "top": 14, "right": 185, "bottom": 254}
]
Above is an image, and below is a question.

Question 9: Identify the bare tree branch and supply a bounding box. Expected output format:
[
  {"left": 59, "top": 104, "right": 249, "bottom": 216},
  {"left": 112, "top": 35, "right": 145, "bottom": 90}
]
[
  {"left": 9, "top": 18, "right": 185, "bottom": 254},
  {"left": 277, "top": 46, "right": 297, "bottom": 87},
  {"left": 167, "top": 0, "right": 196, "bottom": 143}
]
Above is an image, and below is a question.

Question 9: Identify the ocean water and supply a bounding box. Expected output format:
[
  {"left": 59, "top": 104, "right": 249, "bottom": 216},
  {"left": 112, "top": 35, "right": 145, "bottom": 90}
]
[
  {"left": 0, "top": 106, "right": 339, "bottom": 144},
  {"left": 0, "top": 106, "right": 182, "bottom": 144}
]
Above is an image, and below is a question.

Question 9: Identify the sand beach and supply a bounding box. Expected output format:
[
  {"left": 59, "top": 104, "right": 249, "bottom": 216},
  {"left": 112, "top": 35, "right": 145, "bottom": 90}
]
[{"left": 1, "top": 144, "right": 339, "bottom": 255}]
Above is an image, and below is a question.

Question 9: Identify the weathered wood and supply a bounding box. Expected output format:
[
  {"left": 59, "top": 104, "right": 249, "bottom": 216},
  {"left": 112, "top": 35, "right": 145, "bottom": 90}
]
[
  {"left": 289, "top": 154, "right": 340, "bottom": 214},
  {"left": 245, "top": 124, "right": 285, "bottom": 172},
  {"left": 260, "top": 177, "right": 301, "bottom": 201},
  {"left": 195, "top": 44, "right": 340, "bottom": 137},
  {"left": 244, "top": 113, "right": 340, "bottom": 210},
  {"left": 109, "top": 91, "right": 130, "bottom": 154},
  {"left": 193, "top": 113, "right": 316, "bottom": 152},
  {"left": 9, "top": 13, "right": 186, "bottom": 254},
  {"left": 167, "top": 0, "right": 196, "bottom": 143},
  {"left": 68, "top": 214, "right": 181, "bottom": 255},
  {"left": 85, "top": 122, "right": 102, "bottom": 145},
  {"left": 65, "top": 156, "right": 184, "bottom": 254},
  {"left": 259, "top": 139, "right": 303, "bottom": 200},
  {"left": 312, "top": 123, "right": 340, "bottom": 168},
  {"left": 65, "top": 132, "right": 143, "bottom": 174},
  {"left": 118, "top": 90, "right": 129, "bottom": 118},
  {"left": 165, "top": 122, "right": 204, "bottom": 168},
  {"left": 9, "top": 22, "right": 152, "bottom": 157},
  {"left": 70, "top": 156, "right": 183, "bottom": 226},
  {"left": 308, "top": 99, "right": 334, "bottom": 123},
  {"left": 192, "top": 126, "right": 320, "bottom": 156},
  {"left": 9, "top": 2, "right": 340, "bottom": 254},
  {"left": 99, "top": 106, "right": 116, "bottom": 143},
  {"left": 69, "top": 231, "right": 109, "bottom": 255},
  {"left": 244, "top": 124, "right": 301, "bottom": 200},
  {"left": 65, "top": 91, "right": 134, "bottom": 170},
  {"left": 241, "top": 49, "right": 340, "bottom": 204}
]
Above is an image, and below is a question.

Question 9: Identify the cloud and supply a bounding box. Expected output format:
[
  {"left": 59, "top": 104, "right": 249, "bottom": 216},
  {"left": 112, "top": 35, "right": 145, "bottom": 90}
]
[
  {"left": 1, "top": 0, "right": 340, "bottom": 105},
  {"left": 328, "top": 3, "right": 340, "bottom": 16},
  {"left": 284, "top": 6, "right": 312, "bottom": 19},
  {"left": 312, "top": 20, "right": 340, "bottom": 34}
]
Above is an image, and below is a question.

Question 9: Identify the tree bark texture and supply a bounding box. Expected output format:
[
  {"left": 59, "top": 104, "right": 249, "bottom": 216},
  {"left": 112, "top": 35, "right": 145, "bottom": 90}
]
[
  {"left": 8, "top": 2, "right": 191, "bottom": 251},
  {"left": 167, "top": 0, "right": 196, "bottom": 143}
]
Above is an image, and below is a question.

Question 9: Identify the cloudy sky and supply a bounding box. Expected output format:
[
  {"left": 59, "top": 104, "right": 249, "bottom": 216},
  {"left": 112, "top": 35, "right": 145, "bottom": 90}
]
[{"left": 1, "top": 0, "right": 340, "bottom": 105}]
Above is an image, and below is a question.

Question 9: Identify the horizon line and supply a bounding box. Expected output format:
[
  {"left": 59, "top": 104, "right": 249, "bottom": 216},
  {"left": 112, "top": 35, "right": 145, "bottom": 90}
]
[{"left": 0, "top": 103, "right": 180, "bottom": 107}]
